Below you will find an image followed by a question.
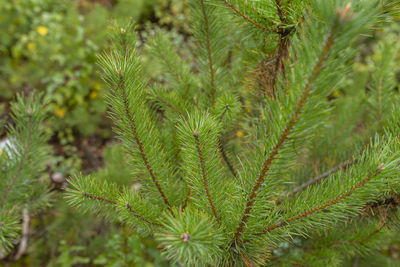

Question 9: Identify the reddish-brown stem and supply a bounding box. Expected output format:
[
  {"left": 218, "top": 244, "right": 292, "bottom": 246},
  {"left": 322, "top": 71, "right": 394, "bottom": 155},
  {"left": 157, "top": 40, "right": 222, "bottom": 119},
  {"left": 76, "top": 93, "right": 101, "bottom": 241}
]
[
  {"left": 271, "top": 33, "right": 290, "bottom": 97},
  {"left": 233, "top": 31, "right": 335, "bottom": 243},
  {"left": 219, "top": 138, "right": 237, "bottom": 177},
  {"left": 183, "top": 186, "right": 191, "bottom": 210},
  {"left": 262, "top": 164, "right": 384, "bottom": 234},
  {"left": 117, "top": 74, "right": 173, "bottom": 213},
  {"left": 199, "top": 0, "right": 216, "bottom": 108},
  {"left": 274, "top": 0, "right": 286, "bottom": 23},
  {"left": 126, "top": 202, "right": 162, "bottom": 226},
  {"left": 155, "top": 95, "right": 184, "bottom": 117},
  {"left": 193, "top": 130, "right": 220, "bottom": 224},
  {"left": 82, "top": 190, "right": 118, "bottom": 204},
  {"left": 81, "top": 191, "right": 161, "bottom": 226},
  {"left": 282, "top": 159, "right": 356, "bottom": 201}
]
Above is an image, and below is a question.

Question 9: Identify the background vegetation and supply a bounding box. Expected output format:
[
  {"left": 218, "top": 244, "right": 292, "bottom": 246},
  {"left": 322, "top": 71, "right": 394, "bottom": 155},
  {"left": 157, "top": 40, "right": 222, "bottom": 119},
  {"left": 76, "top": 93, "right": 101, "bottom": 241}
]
[{"left": 1, "top": 0, "right": 400, "bottom": 266}]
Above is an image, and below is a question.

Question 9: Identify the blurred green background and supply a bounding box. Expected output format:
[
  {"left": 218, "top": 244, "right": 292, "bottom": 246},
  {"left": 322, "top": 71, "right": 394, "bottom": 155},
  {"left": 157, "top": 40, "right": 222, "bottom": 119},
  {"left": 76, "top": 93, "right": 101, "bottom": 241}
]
[{"left": 0, "top": 0, "right": 189, "bottom": 265}]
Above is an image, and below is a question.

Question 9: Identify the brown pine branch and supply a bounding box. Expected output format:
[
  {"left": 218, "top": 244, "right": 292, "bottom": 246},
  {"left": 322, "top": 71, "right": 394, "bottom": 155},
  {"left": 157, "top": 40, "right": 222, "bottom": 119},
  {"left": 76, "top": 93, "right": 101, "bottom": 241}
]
[
  {"left": 183, "top": 186, "right": 192, "bottom": 210},
  {"left": 217, "top": 104, "right": 238, "bottom": 177},
  {"left": 0, "top": 115, "right": 32, "bottom": 208},
  {"left": 193, "top": 129, "right": 221, "bottom": 224},
  {"left": 274, "top": 0, "right": 286, "bottom": 22},
  {"left": 117, "top": 74, "right": 173, "bottom": 213},
  {"left": 81, "top": 191, "right": 161, "bottom": 226},
  {"left": 262, "top": 164, "right": 385, "bottom": 234},
  {"left": 154, "top": 95, "right": 184, "bottom": 117},
  {"left": 199, "top": 0, "right": 216, "bottom": 108},
  {"left": 82, "top": 190, "right": 118, "bottom": 204},
  {"left": 233, "top": 31, "right": 335, "bottom": 243},
  {"left": 126, "top": 202, "right": 162, "bottom": 226},
  {"left": 270, "top": 33, "right": 290, "bottom": 97},
  {"left": 224, "top": 0, "right": 280, "bottom": 33},
  {"left": 282, "top": 159, "right": 356, "bottom": 201},
  {"left": 219, "top": 138, "right": 237, "bottom": 177}
]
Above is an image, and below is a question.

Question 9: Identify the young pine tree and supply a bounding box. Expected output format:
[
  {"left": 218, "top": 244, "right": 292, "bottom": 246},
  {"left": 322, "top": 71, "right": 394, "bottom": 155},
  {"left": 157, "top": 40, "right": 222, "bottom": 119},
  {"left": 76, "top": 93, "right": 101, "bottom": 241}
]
[
  {"left": 66, "top": 0, "right": 400, "bottom": 266},
  {"left": 0, "top": 94, "right": 51, "bottom": 258}
]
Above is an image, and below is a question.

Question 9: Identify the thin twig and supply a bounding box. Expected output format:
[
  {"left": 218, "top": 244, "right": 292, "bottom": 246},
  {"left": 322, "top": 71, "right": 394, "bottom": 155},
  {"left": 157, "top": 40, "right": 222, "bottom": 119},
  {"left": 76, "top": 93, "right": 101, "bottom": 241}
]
[
  {"left": 81, "top": 191, "right": 161, "bottom": 226},
  {"left": 262, "top": 164, "right": 384, "bottom": 234},
  {"left": 183, "top": 186, "right": 191, "bottom": 210},
  {"left": 193, "top": 129, "right": 220, "bottom": 224},
  {"left": 155, "top": 95, "right": 184, "bottom": 117},
  {"left": 224, "top": 0, "right": 279, "bottom": 33},
  {"left": 200, "top": 0, "right": 216, "bottom": 108},
  {"left": 283, "top": 159, "right": 356, "bottom": 200},
  {"left": 219, "top": 138, "right": 237, "bottom": 177}
]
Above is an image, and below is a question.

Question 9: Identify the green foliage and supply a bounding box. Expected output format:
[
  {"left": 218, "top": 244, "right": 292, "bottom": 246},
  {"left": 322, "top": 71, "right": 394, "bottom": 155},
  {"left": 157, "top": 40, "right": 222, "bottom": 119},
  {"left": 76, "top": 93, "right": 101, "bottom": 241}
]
[
  {"left": 0, "top": 94, "right": 51, "bottom": 253},
  {"left": 63, "top": 0, "right": 400, "bottom": 266},
  {"left": 156, "top": 207, "right": 226, "bottom": 266}
]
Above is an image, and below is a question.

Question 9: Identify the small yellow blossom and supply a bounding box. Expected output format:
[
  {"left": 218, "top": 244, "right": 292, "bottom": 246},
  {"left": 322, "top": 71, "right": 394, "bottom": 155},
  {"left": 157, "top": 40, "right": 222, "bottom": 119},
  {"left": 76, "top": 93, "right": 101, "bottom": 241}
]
[
  {"left": 89, "top": 91, "right": 99, "bottom": 99},
  {"left": 236, "top": 130, "right": 244, "bottom": 138},
  {"left": 55, "top": 107, "right": 66, "bottom": 118},
  {"left": 36, "top": 26, "right": 48, "bottom": 36},
  {"left": 27, "top": 42, "right": 36, "bottom": 51}
]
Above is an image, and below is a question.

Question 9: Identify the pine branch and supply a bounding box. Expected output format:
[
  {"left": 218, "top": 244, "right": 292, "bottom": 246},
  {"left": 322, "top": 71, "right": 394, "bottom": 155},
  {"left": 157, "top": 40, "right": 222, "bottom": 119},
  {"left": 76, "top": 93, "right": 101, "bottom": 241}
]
[
  {"left": 126, "top": 202, "right": 162, "bottom": 226},
  {"left": 233, "top": 30, "right": 335, "bottom": 243},
  {"left": 81, "top": 190, "right": 161, "bottom": 226},
  {"left": 0, "top": 114, "right": 32, "bottom": 208},
  {"left": 200, "top": 0, "right": 216, "bottom": 108},
  {"left": 193, "top": 129, "right": 220, "bottom": 223},
  {"left": 217, "top": 104, "right": 238, "bottom": 177},
  {"left": 219, "top": 138, "right": 237, "bottom": 177},
  {"left": 154, "top": 95, "right": 184, "bottom": 117},
  {"left": 117, "top": 73, "right": 173, "bottom": 212},
  {"left": 223, "top": 0, "right": 279, "bottom": 33},
  {"left": 270, "top": 34, "right": 290, "bottom": 96},
  {"left": 183, "top": 187, "right": 191, "bottom": 210},
  {"left": 274, "top": 0, "right": 286, "bottom": 23},
  {"left": 325, "top": 223, "right": 385, "bottom": 249},
  {"left": 262, "top": 163, "right": 385, "bottom": 234},
  {"left": 283, "top": 159, "right": 356, "bottom": 200}
]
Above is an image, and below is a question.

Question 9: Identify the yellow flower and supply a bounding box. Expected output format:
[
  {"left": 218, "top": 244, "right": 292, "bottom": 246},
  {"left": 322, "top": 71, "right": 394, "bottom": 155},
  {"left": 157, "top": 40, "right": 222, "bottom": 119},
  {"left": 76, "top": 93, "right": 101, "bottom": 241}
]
[
  {"left": 236, "top": 130, "right": 244, "bottom": 138},
  {"left": 36, "top": 26, "right": 48, "bottom": 36},
  {"left": 55, "top": 107, "right": 66, "bottom": 118},
  {"left": 89, "top": 91, "right": 99, "bottom": 99},
  {"left": 27, "top": 42, "right": 36, "bottom": 51}
]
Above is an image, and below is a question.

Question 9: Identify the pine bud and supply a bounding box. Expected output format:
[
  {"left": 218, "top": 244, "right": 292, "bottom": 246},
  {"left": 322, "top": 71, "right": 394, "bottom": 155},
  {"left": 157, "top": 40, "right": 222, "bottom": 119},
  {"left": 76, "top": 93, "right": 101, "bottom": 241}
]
[
  {"left": 337, "top": 3, "right": 353, "bottom": 21},
  {"left": 180, "top": 232, "right": 191, "bottom": 243},
  {"left": 193, "top": 128, "right": 199, "bottom": 137}
]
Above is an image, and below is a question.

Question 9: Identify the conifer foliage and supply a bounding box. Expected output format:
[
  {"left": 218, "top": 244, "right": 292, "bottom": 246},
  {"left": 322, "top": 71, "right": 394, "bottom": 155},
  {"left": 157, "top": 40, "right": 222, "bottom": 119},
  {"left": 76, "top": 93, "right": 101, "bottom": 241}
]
[
  {"left": 66, "top": 0, "right": 400, "bottom": 265},
  {"left": 0, "top": 94, "right": 51, "bottom": 256}
]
